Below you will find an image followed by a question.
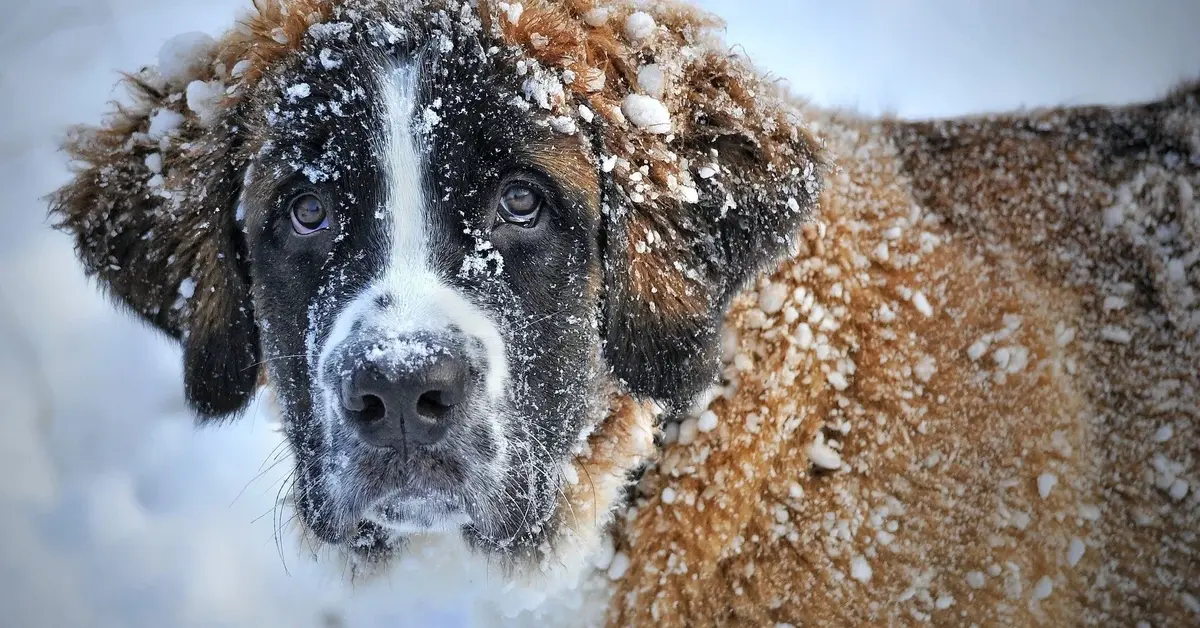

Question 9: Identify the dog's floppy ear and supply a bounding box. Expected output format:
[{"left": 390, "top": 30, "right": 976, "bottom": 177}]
[
  {"left": 597, "top": 54, "right": 825, "bottom": 409},
  {"left": 50, "top": 75, "right": 259, "bottom": 420}
]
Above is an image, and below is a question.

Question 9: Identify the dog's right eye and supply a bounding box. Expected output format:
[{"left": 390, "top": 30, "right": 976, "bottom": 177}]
[{"left": 289, "top": 193, "right": 329, "bottom": 234}]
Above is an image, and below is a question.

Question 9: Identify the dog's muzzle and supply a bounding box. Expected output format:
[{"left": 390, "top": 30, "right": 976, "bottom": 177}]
[{"left": 339, "top": 332, "right": 473, "bottom": 449}]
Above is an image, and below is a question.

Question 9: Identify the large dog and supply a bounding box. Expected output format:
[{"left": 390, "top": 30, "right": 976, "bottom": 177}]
[{"left": 51, "top": 0, "right": 1198, "bottom": 625}]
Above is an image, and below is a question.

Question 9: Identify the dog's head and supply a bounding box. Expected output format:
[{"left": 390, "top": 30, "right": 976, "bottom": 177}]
[{"left": 51, "top": 0, "right": 822, "bottom": 577}]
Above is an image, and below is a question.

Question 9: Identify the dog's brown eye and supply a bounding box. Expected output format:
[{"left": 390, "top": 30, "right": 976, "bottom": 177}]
[
  {"left": 498, "top": 183, "right": 542, "bottom": 226},
  {"left": 289, "top": 193, "right": 328, "bottom": 234}
]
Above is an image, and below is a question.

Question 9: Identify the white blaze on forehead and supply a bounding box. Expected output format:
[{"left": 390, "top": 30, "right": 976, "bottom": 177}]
[{"left": 381, "top": 62, "right": 428, "bottom": 278}]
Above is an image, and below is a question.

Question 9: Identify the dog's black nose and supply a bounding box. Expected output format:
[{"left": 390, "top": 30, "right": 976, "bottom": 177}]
[{"left": 341, "top": 337, "right": 471, "bottom": 448}]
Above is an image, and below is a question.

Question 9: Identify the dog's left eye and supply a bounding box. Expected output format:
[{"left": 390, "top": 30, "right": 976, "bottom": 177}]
[
  {"left": 289, "top": 193, "right": 329, "bottom": 234},
  {"left": 497, "top": 183, "right": 543, "bottom": 227}
]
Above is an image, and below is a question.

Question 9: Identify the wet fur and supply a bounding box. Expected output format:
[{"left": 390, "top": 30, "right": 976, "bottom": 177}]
[{"left": 48, "top": 0, "right": 1199, "bottom": 625}]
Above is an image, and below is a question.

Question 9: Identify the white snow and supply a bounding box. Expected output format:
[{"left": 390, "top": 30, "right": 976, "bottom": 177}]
[
  {"left": 677, "top": 417, "right": 700, "bottom": 445},
  {"left": 156, "top": 32, "right": 215, "bottom": 87},
  {"left": 1032, "top": 576, "right": 1054, "bottom": 600},
  {"left": 229, "top": 59, "right": 252, "bottom": 78},
  {"left": 146, "top": 108, "right": 185, "bottom": 140},
  {"left": 144, "top": 153, "right": 163, "bottom": 174},
  {"left": 1067, "top": 537, "right": 1085, "bottom": 567},
  {"left": 606, "top": 552, "right": 631, "bottom": 580},
  {"left": 177, "top": 278, "right": 196, "bottom": 299},
  {"left": 849, "top": 556, "right": 873, "bottom": 583},
  {"left": 807, "top": 436, "right": 843, "bottom": 470},
  {"left": 966, "top": 571, "right": 986, "bottom": 589},
  {"left": 583, "top": 7, "right": 612, "bottom": 27},
  {"left": 4, "top": 1, "right": 1198, "bottom": 627},
  {"left": 697, "top": 410, "right": 719, "bottom": 433},
  {"left": 623, "top": 11, "right": 657, "bottom": 42},
  {"left": 758, "top": 282, "right": 789, "bottom": 314},
  {"left": 621, "top": 94, "right": 672, "bottom": 134},
  {"left": 637, "top": 64, "right": 666, "bottom": 98},
  {"left": 1100, "top": 325, "right": 1133, "bottom": 344},
  {"left": 286, "top": 83, "right": 312, "bottom": 102},
  {"left": 1037, "top": 472, "right": 1058, "bottom": 499},
  {"left": 185, "top": 79, "right": 223, "bottom": 127},
  {"left": 911, "top": 291, "right": 934, "bottom": 317}
]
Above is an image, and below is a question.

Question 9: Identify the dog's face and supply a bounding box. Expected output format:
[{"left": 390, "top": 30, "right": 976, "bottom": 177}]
[
  {"left": 51, "top": 0, "right": 823, "bottom": 575},
  {"left": 242, "top": 37, "right": 607, "bottom": 555}
]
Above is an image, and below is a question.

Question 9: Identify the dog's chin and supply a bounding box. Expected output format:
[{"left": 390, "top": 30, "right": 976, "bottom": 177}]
[{"left": 366, "top": 494, "right": 473, "bottom": 536}]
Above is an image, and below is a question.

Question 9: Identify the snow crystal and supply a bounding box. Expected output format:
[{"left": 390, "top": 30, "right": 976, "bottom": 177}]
[
  {"left": 622, "top": 95, "right": 672, "bottom": 134},
  {"left": 1100, "top": 325, "right": 1132, "bottom": 344},
  {"left": 913, "top": 356, "right": 937, "bottom": 383},
  {"left": 144, "top": 153, "right": 162, "bottom": 174},
  {"left": 1037, "top": 473, "right": 1058, "bottom": 499},
  {"left": 185, "top": 80, "right": 223, "bottom": 127},
  {"left": 807, "top": 436, "right": 842, "bottom": 470},
  {"left": 156, "top": 32, "right": 215, "bottom": 87},
  {"left": 1168, "top": 479, "right": 1189, "bottom": 501},
  {"left": 967, "top": 336, "right": 991, "bottom": 361},
  {"left": 623, "top": 11, "right": 657, "bottom": 42},
  {"left": 230, "top": 59, "right": 252, "bottom": 78},
  {"left": 592, "top": 536, "right": 616, "bottom": 571},
  {"left": 758, "top": 283, "right": 789, "bottom": 314},
  {"left": 606, "top": 552, "right": 631, "bottom": 580},
  {"left": 549, "top": 116, "right": 577, "bottom": 135},
  {"left": 1032, "top": 576, "right": 1054, "bottom": 600},
  {"left": 637, "top": 64, "right": 666, "bottom": 98},
  {"left": 1152, "top": 424, "right": 1174, "bottom": 443},
  {"left": 697, "top": 165, "right": 718, "bottom": 179},
  {"left": 578, "top": 105, "right": 594, "bottom": 123},
  {"left": 965, "top": 571, "right": 986, "bottom": 589},
  {"left": 147, "top": 109, "right": 185, "bottom": 140},
  {"left": 660, "top": 487, "right": 677, "bottom": 504},
  {"left": 1182, "top": 593, "right": 1200, "bottom": 614},
  {"left": 826, "top": 371, "right": 849, "bottom": 391},
  {"left": 319, "top": 48, "right": 342, "bottom": 70},
  {"left": 286, "top": 83, "right": 312, "bottom": 102},
  {"left": 1067, "top": 538, "right": 1085, "bottom": 567},
  {"left": 177, "top": 278, "right": 196, "bottom": 300},
  {"left": 498, "top": 2, "right": 523, "bottom": 25},
  {"left": 583, "top": 7, "right": 612, "bottom": 27},
  {"left": 849, "top": 556, "right": 873, "bottom": 583},
  {"left": 601, "top": 155, "right": 618, "bottom": 173},
  {"left": 677, "top": 417, "right": 700, "bottom": 445},
  {"left": 911, "top": 291, "right": 934, "bottom": 317},
  {"left": 696, "top": 410, "right": 718, "bottom": 433}
]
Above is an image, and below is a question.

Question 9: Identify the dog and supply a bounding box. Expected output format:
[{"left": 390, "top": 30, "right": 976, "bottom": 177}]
[{"left": 50, "top": 0, "right": 1198, "bottom": 625}]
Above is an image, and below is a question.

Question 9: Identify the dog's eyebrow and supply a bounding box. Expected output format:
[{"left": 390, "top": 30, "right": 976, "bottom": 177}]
[{"left": 522, "top": 137, "right": 599, "bottom": 211}]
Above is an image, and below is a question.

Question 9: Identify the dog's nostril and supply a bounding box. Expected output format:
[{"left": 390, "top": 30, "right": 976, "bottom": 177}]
[
  {"left": 416, "top": 390, "right": 454, "bottom": 420},
  {"left": 358, "top": 394, "right": 386, "bottom": 423}
]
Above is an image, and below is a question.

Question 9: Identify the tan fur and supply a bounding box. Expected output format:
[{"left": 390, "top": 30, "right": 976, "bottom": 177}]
[
  {"left": 48, "top": 0, "right": 1198, "bottom": 624},
  {"left": 605, "top": 95, "right": 1200, "bottom": 626}
]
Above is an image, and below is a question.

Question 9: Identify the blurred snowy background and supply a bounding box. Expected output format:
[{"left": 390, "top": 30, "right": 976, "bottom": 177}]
[{"left": 0, "top": 0, "right": 1196, "bottom": 626}]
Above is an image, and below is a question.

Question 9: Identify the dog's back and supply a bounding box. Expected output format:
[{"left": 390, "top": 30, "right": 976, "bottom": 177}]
[{"left": 604, "top": 83, "right": 1199, "bottom": 627}]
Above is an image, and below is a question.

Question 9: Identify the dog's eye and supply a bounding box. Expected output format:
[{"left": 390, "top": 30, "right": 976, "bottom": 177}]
[
  {"left": 497, "top": 183, "right": 542, "bottom": 227},
  {"left": 289, "top": 193, "right": 329, "bottom": 234}
]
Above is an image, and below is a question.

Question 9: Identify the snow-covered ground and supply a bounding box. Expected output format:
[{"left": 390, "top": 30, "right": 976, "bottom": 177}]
[{"left": 0, "top": 1, "right": 1196, "bottom": 626}]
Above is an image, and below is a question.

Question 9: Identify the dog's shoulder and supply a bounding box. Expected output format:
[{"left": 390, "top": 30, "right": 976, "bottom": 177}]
[{"left": 606, "top": 83, "right": 1200, "bottom": 626}]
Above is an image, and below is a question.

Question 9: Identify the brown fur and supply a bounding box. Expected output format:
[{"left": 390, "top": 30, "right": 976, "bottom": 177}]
[
  {"left": 47, "top": 0, "right": 1199, "bottom": 624},
  {"left": 605, "top": 88, "right": 1200, "bottom": 626}
]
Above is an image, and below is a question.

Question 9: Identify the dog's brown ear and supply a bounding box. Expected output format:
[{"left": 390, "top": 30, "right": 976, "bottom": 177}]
[
  {"left": 598, "top": 55, "right": 825, "bottom": 410},
  {"left": 50, "top": 76, "right": 259, "bottom": 420}
]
